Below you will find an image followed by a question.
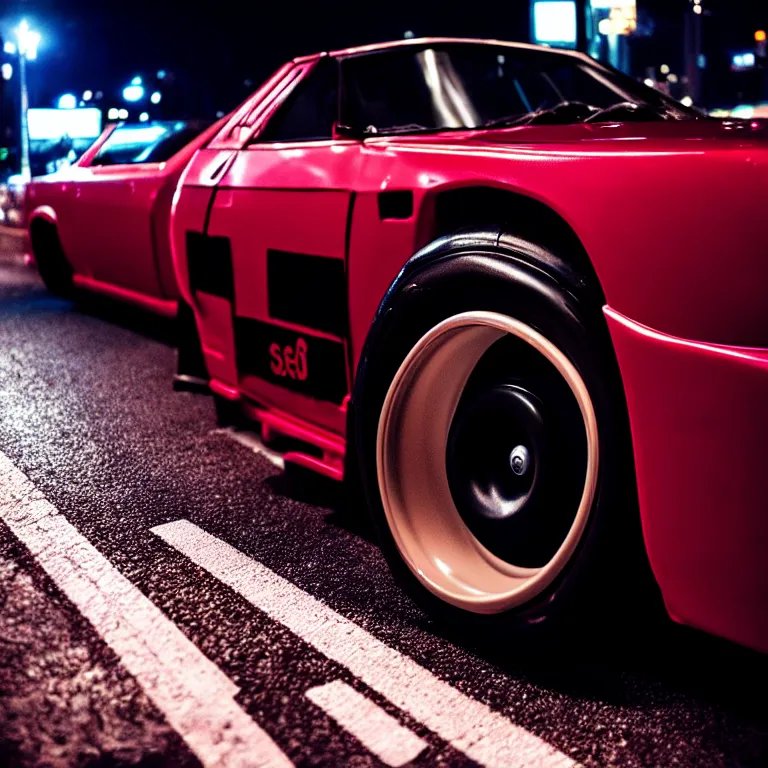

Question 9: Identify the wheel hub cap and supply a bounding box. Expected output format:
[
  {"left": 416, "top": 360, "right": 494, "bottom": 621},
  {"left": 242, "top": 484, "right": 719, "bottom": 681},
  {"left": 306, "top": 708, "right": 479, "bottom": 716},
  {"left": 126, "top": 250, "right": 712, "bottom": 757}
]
[{"left": 509, "top": 445, "right": 530, "bottom": 476}]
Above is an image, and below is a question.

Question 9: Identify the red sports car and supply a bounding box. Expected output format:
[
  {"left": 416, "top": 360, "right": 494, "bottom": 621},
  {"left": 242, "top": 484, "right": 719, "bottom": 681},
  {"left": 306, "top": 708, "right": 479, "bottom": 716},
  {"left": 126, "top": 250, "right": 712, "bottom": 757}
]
[
  {"left": 25, "top": 118, "right": 222, "bottom": 315},
  {"left": 171, "top": 38, "right": 768, "bottom": 654}
]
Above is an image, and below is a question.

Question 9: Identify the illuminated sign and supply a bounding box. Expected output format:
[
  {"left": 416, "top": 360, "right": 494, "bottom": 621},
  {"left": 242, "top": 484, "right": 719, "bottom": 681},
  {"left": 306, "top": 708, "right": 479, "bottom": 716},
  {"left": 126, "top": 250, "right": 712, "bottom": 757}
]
[
  {"left": 533, "top": 1, "right": 577, "bottom": 47},
  {"left": 591, "top": 0, "right": 637, "bottom": 36},
  {"left": 27, "top": 108, "right": 102, "bottom": 141}
]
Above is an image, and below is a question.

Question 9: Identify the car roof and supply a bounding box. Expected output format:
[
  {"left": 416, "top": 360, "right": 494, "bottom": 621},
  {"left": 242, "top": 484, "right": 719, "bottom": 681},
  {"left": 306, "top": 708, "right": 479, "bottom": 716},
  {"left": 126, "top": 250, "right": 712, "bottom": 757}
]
[{"left": 291, "top": 37, "right": 595, "bottom": 66}]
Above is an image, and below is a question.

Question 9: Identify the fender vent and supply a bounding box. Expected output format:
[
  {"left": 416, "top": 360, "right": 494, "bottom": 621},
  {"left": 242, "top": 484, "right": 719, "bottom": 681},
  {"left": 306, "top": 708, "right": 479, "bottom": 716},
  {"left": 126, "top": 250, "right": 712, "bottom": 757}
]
[
  {"left": 186, "top": 231, "right": 234, "bottom": 300},
  {"left": 267, "top": 250, "right": 347, "bottom": 338},
  {"left": 377, "top": 191, "right": 413, "bottom": 220}
]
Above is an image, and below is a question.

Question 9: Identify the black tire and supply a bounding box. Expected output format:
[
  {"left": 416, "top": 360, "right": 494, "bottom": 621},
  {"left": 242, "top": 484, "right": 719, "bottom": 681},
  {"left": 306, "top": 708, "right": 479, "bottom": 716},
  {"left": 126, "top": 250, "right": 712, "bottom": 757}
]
[
  {"left": 354, "top": 233, "right": 654, "bottom": 643},
  {"left": 213, "top": 394, "right": 242, "bottom": 428},
  {"left": 173, "top": 301, "right": 211, "bottom": 393},
  {"left": 29, "top": 220, "right": 73, "bottom": 298}
]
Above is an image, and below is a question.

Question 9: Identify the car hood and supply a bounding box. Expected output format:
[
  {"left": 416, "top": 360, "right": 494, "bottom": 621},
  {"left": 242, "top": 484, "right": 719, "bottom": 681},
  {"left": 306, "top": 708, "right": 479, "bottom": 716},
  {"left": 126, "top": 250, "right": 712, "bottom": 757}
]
[{"left": 393, "top": 119, "right": 768, "bottom": 151}]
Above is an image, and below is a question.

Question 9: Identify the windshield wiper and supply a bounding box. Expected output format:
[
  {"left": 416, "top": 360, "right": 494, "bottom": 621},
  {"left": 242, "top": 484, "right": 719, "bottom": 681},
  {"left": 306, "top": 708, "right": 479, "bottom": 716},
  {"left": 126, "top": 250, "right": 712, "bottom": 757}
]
[
  {"left": 364, "top": 123, "right": 432, "bottom": 136},
  {"left": 483, "top": 99, "right": 685, "bottom": 129},
  {"left": 582, "top": 101, "right": 674, "bottom": 122},
  {"left": 480, "top": 113, "right": 529, "bottom": 129},
  {"left": 482, "top": 101, "right": 599, "bottom": 129}
]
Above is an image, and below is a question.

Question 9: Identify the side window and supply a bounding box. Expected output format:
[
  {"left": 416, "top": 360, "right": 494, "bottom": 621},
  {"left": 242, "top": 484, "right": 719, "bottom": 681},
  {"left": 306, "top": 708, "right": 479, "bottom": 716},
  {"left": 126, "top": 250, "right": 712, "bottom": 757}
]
[{"left": 256, "top": 59, "right": 338, "bottom": 143}]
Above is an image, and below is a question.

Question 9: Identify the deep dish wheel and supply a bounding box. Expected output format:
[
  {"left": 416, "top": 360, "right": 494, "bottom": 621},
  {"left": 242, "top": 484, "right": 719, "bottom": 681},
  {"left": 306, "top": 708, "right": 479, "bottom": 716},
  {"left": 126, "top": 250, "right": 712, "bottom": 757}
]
[
  {"left": 377, "top": 311, "right": 599, "bottom": 614},
  {"left": 355, "top": 232, "right": 655, "bottom": 638}
]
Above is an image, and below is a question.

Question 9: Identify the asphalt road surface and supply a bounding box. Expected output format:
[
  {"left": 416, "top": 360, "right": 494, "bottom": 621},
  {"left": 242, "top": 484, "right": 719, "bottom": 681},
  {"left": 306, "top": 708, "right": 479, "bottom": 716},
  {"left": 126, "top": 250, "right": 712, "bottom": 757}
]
[{"left": 0, "top": 243, "right": 767, "bottom": 768}]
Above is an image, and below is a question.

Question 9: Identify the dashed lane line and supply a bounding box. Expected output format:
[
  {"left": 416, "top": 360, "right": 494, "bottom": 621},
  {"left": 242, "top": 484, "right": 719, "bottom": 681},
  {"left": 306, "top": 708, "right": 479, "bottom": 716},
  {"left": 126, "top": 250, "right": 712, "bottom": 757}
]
[
  {"left": 0, "top": 452, "right": 292, "bottom": 768},
  {"left": 152, "top": 519, "right": 576, "bottom": 768},
  {"left": 306, "top": 680, "right": 428, "bottom": 767}
]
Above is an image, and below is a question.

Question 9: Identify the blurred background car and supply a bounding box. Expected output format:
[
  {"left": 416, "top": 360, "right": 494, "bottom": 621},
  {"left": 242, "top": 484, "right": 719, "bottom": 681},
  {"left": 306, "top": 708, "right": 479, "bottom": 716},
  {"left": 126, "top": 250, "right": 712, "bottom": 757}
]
[
  {"left": 709, "top": 102, "right": 768, "bottom": 118},
  {"left": 23, "top": 118, "right": 221, "bottom": 311}
]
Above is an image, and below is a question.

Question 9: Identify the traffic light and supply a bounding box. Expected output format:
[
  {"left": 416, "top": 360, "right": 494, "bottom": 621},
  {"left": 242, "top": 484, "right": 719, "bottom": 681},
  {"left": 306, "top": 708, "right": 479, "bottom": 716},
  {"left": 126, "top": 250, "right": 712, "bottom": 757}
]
[{"left": 756, "top": 29, "right": 767, "bottom": 59}]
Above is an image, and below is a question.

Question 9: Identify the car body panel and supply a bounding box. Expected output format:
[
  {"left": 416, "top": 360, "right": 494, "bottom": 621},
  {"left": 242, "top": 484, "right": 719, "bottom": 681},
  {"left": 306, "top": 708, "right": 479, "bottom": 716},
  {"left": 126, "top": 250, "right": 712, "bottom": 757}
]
[
  {"left": 352, "top": 125, "right": 768, "bottom": 348},
  {"left": 71, "top": 273, "right": 177, "bottom": 316},
  {"left": 61, "top": 163, "right": 167, "bottom": 296},
  {"left": 606, "top": 308, "right": 768, "bottom": 655},
  {"left": 169, "top": 38, "right": 768, "bottom": 653}
]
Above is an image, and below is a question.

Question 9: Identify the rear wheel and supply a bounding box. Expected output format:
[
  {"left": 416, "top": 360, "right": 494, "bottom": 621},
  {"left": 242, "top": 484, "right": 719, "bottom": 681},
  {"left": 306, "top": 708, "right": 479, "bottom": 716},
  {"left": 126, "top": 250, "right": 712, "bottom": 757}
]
[
  {"left": 173, "top": 301, "right": 211, "bottom": 394},
  {"left": 29, "top": 219, "right": 73, "bottom": 298},
  {"left": 356, "top": 235, "right": 648, "bottom": 638}
]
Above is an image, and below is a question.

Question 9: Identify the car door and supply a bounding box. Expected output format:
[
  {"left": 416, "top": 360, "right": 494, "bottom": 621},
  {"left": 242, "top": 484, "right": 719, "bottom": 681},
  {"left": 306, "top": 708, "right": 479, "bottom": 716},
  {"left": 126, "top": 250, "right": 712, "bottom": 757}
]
[{"left": 202, "top": 56, "right": 361, "bottom": 436}]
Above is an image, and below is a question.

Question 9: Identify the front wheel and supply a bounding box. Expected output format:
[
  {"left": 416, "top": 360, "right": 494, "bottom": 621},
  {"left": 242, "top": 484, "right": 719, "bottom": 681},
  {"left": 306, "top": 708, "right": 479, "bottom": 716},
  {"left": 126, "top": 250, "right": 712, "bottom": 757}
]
[
  {"left": 28, "top": 219, "right": 73, "bottom": 298},
  {"left": 355, "top": 236, "right": 649, "bottom": 638},
  {"left": 378, "top": 310, "right": 598, "bottom": 615}
]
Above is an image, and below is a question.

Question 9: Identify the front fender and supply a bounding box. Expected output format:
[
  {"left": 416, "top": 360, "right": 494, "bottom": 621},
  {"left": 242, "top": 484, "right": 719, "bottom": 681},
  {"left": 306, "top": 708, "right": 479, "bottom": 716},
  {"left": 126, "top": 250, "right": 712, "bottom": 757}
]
[{"left": 352, "top": 227, "right": 605, "bottom": 416}]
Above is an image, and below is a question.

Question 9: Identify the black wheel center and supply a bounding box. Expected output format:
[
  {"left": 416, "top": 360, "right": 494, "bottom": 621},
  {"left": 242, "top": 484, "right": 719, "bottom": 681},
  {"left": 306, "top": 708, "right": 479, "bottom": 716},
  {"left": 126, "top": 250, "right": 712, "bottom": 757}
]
[
  {"left": 447, "top": 384, "right": 544, "bottom": 523},
  {"left": 445, "top": 336, "right": 588, "bottom": 568}
]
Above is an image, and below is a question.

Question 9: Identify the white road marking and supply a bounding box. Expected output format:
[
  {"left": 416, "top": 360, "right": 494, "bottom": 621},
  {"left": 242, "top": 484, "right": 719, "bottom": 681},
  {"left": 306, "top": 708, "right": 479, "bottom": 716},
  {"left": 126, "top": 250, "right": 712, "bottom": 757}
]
[
  {"left": 0, "top": 452, "right": 292, "bottom": 768},
  {"left": 214, "top": 428, "right": 285, "bottom": 470},
  {"left": 306, "top": 680, "right": 427, "bottom": 767},
  {"left": 152, "top": 520, "right": 575, "bottom": 768}
]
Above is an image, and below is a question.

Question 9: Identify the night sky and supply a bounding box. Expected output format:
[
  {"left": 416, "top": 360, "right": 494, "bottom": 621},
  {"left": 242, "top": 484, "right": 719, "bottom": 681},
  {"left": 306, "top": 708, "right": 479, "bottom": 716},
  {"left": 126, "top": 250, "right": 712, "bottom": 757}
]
[{"left": 1, "top": 0, "right": 768, "bottom": 116}]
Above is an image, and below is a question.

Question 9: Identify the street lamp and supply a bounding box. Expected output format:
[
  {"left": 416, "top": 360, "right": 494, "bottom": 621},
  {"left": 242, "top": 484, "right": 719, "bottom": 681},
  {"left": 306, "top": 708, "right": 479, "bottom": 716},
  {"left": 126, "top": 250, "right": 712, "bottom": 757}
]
[
  {"left": 122, "top": 84, "right": 144, "bottom": 102},
  {"left": 57, "top": 94, "right": 77, "bottom": 109},
  {"left": 14, "top": 20, "right": 41, "bottom": 181}
]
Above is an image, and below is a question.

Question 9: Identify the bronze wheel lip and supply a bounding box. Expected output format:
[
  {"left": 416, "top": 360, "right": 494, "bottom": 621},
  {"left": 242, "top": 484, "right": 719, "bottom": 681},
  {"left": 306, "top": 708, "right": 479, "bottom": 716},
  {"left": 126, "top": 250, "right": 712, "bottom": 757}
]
[{"left": 376, "top": 311, "right": 599, "bottom": 614}]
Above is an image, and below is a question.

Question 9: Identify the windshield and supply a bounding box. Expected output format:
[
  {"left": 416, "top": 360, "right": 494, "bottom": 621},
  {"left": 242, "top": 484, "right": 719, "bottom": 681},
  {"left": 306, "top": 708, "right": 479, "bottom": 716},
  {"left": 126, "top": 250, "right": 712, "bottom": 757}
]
[
  {"left": 90, "top": 120, "right": 213, "bottom": 166},
  {"left": 341, "top": 43, "right": 698, "bottom": 135}
]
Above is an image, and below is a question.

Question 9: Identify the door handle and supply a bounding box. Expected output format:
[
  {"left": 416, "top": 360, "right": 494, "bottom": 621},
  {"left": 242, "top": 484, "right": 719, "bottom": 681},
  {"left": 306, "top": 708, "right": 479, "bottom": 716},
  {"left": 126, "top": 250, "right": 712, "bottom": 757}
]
[{"left": 209, "top": 153, "right": 234, "bottom": 183}]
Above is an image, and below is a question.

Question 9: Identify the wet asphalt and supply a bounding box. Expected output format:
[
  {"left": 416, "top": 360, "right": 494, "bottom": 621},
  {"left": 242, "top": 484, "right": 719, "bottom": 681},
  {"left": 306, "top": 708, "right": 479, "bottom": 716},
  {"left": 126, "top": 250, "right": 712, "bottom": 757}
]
[{"left": 0, "top": 251, "right": 766, "bottom": 768}]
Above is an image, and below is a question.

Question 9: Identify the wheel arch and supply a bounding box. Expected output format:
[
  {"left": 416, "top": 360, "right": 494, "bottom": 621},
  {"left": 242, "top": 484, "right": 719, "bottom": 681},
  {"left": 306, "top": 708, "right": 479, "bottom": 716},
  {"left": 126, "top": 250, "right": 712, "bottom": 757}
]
[
  {"left": 353, "top": 228, "right": 607, "bottom": 412},
  {"left": 27, "top": 206, "right": 61, "bottom": 262},
  {"left": 415, "top": 184, "right": 605, "bottom": 305},
  {"left": 28, "top": 205, "right": 58, "bottom": 229},
  {"left": 26, "top": 205, "right": 75, "bottom": 296},
  {"left": 349, "top": 225, "right": 634, "bottom": 532},
  {"left": 27, "top": 205, "right": 61, "bottom": 265}
]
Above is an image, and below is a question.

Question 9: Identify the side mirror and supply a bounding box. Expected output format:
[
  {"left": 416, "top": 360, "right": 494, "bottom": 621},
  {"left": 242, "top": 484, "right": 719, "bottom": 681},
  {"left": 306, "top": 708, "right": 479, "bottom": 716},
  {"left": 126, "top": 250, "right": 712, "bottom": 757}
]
[{"left": 332, "top": 121, "right": 359, "bottom": 140}]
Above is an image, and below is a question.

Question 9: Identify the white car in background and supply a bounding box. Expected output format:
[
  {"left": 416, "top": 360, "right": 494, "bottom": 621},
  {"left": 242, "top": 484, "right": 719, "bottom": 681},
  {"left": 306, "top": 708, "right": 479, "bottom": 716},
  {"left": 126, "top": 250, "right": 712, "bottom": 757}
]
[{"left": 710, "top": 103, "right": 768, "bottom": 119}]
